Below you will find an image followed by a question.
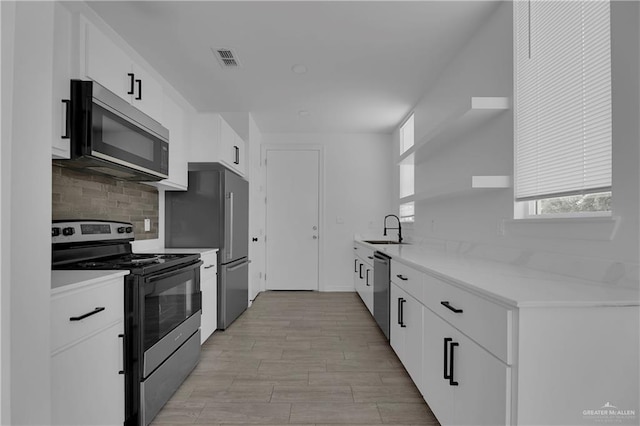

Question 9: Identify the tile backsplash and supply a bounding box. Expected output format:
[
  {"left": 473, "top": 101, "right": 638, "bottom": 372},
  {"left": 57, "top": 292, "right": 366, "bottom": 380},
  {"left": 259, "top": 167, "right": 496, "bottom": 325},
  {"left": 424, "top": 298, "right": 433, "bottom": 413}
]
[{"left": 52, "top": 165, "right": 159, "bottom": 240}]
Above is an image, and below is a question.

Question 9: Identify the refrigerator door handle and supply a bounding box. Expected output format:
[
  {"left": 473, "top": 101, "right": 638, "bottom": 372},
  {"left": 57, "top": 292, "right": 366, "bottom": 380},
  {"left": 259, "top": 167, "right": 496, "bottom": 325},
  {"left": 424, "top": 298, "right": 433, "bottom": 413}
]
[
  {"left": 226, "top": 258, "right": 251, "bottom": 272},
  {"left": 226, "top": 192, "right": 234, "bottom": 261}
]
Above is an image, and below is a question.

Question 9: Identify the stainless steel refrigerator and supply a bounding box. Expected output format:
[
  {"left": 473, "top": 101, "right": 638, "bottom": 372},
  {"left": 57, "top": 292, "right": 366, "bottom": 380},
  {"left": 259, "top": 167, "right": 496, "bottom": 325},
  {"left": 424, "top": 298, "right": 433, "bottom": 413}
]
[{"left": 165, "top": 163, "right": 249, "bottom": 330}]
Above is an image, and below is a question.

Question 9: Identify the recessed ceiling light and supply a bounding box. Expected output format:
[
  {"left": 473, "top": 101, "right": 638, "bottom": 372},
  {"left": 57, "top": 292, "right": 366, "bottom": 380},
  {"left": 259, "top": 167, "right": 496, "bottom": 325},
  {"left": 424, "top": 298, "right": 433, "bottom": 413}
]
[
  {"left": 291, "top": 64, "right": 308, "bottom": 74},
  {"left": 298, "top": 110, "right": 311, "bottom": 117}
]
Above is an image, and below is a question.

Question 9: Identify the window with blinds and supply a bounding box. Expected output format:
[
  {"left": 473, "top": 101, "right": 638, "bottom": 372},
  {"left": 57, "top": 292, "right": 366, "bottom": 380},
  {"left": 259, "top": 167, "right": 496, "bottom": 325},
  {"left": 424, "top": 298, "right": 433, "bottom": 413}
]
[
  {"left": 399, "top": 114, "right": 415, "bottom": 223},
  {"left": 515, "top": 0, "right": 612, "bottom": 212}
]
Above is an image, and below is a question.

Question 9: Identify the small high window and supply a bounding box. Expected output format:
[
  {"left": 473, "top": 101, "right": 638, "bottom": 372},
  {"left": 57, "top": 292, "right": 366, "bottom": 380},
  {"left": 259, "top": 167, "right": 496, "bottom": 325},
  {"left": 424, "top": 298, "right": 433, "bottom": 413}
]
[{"left": 399, "top": 114, "right": 415, "bottom": 223}]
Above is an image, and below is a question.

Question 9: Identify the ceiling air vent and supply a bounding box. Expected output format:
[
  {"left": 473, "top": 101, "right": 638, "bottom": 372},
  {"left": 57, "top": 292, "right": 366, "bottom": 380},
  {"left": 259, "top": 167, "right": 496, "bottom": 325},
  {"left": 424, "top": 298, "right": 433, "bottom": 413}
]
[{"left": 212, "top": 48, "right": 241, "bottom": 68}]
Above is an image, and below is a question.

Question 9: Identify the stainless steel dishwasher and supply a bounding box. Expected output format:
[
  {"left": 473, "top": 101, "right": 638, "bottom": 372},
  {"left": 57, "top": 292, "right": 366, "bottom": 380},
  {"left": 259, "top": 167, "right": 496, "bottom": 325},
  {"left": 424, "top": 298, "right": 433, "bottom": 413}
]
[{"left": 373, "top": 251, "right": 391, "bottom": 340}]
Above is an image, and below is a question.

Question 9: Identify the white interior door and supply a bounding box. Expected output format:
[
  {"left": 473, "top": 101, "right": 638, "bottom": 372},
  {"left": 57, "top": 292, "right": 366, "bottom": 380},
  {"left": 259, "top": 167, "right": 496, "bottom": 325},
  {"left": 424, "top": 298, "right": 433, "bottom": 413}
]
[{"left": 265, "top": 149, "right": 319, "bottom": 290}]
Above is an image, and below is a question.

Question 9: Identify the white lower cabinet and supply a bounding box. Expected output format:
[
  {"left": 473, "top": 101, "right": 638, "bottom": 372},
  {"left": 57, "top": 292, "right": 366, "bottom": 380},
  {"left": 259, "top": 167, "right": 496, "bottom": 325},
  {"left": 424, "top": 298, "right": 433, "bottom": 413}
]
[
  {"left": 353, "top": 244, "right": 374, "bottom": 314},
  {"left": 422, "top": 306, "right": 509, "bottom": 426},
  {"left": 200, "top": 250, "right": 218, "bottom": 343},
  {"left": 390, "top": 283, "right": 423, "bottom": 388},
  {"left": 51, "top": 321, "right": 124, "bottom": 425},
  {"left": 51, "top": 275, "right": 125, "bottom": 426}
]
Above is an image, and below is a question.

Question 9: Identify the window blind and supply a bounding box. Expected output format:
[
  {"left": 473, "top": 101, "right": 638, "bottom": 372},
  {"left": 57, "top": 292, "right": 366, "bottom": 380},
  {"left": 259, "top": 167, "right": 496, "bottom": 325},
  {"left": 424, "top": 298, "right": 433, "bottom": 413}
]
[{"left": 515, "top": 0, "right": 612, "bottom": 201}]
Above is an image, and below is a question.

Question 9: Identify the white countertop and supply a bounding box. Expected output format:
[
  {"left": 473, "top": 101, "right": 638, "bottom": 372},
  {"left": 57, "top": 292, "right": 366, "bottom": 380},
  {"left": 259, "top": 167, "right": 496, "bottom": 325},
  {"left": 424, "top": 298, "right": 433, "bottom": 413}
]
[
  {"left": 356, "top": 240, "right": 640, "bottom": 308},
  {"left": 51, "top": 270, "right": 129, "bottom": 293}
]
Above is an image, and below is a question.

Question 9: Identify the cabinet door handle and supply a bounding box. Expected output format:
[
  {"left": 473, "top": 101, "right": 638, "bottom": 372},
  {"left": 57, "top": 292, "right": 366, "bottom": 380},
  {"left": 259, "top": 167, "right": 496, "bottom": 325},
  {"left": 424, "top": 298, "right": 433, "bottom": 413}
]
[
  {"left": 441, "top": 301, "right": 463, "bottom": 314},
  {"left": 135, "top": 79, "right": 142, "bottom": 100},
  {"left": 443, "top": 337, "right": 452, "bottom": 380},
  {"left": 204, "top": 264, "right": 215, "bottom": 269},
  {"left": 234, "top": 146, "right": 240, "bottom": 164},
  {"left": 70, "top": 307, "right": 105, "bottom": 321},
  {"left": 127, "top": 73, "right": 135, "bottom": 95},
  {"left": 400, "top": 298, "right": 406, "bottom": 327},
  {"left": 449, "top": 341, "right": 459, "bottom": 386},
  {"left": 397, "top": 298, "right": 403, "bottom": 325},
  {"left": 397, "top": 274, "right": 408, "bottom": 281},
  {"left": 61, "top": 99, "right": 71, "bottom": 139},
  {"left": 118, "top": 333, "right": 125, "bottom": 374},
  {"left": 365, "top": 269, "right": 370, "bottom": 286},
  {"left": 354, "top": 259, "right": 359, "bottom": 272},
  {"left": 359, "top": 263, "right": 363, "bottom": 279}
]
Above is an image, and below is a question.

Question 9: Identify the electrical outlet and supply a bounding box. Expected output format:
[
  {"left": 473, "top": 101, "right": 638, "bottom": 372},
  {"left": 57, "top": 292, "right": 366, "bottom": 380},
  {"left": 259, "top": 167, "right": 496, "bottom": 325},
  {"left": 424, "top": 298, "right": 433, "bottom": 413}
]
[
  {"left": 144, "top": 218, "right": 151, "bottom": 232},
  {"left": 497, "top": 219, "right": 506, "bottom": 236}
]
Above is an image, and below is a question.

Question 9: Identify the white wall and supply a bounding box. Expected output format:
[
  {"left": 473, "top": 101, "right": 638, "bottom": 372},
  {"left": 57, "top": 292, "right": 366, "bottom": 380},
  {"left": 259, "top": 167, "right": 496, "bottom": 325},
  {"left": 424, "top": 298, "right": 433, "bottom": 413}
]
[
  {"left": 2, "top": 2, "right": 55, "bottom": 423},
  {"left": 259, "top": 133, "right": 393, "bottom": 291},
  {"left": 397, "top": 2, "right": 639, "bottom": 285}
]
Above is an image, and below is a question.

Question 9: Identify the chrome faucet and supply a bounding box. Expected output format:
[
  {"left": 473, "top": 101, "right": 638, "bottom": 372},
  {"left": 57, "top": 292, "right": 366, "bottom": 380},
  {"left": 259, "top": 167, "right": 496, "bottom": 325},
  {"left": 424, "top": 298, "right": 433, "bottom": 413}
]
[{"left": 383, "top": 214, "right": 403, "bottom": 244}]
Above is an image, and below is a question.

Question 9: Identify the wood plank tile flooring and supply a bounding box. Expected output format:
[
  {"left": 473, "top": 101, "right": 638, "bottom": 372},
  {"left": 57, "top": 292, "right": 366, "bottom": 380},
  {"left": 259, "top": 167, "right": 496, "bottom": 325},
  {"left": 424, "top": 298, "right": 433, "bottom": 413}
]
[{"left": 151, "top": 291, "right": 440, "bottom": 425}]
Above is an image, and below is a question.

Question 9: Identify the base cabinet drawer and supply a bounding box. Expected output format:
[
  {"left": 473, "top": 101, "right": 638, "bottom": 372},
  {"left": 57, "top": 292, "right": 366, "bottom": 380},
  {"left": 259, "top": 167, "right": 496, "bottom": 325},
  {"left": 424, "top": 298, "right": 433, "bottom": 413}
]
[
  {"left": 422, "top": 306, "right": 510, "bottom": 426},
  {"left": 423, "top": 272, "right": 512, "bottom": 364},
  {"left": 391, "top": 261, "right": 425, "bottom": 301},
  {"left": 51, "top": 277, "right": 124, "bottom": 352}
]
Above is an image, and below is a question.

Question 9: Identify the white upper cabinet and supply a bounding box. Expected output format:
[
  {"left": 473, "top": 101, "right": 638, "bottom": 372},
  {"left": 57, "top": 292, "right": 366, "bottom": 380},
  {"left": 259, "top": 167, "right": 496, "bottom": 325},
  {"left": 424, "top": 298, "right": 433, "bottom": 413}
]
[
  {"left": 51, "top": 3, "right": 73, "bottom": 159},
  {"left": 219, "top": 117, "right": 246, "bottom": 176},
  {"left": 155, "top": 93, "right": 188, "bottom": 190},
  {"left": 82, "top": 19, "right": 163, "bottom": 123},
  {"left": 189, "top": 113, "right": 247, "bottom": 177}
]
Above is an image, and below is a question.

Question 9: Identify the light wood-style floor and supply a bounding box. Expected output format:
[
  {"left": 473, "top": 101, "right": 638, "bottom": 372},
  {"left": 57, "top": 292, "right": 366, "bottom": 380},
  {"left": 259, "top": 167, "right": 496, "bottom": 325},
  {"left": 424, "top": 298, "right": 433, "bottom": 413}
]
[{"left": 151, "top": 291, "right": 440, "bottom": 425}]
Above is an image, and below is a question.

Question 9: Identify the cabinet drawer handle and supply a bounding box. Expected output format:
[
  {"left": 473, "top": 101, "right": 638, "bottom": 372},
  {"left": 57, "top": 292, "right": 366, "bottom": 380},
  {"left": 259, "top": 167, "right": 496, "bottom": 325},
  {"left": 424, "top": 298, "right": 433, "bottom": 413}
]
[
  {"left": 396, "top": 274, "right": 408, "bottom": 281},
  {"left": 441, "top": 301, "right": 463, "bottom": 314},
  {"left": 61, "top": 99, "right": 71, "bottom": 139},
  {"left": 204, "top": 264, "right": 215, "bottom": 269},
  {"left": 449, "top": 341, "right": 459, "bottom": 386},
  {"left": 127, "top": 73, "right": 135, "bottom": 95},
  {"left": 70, "top": 307, "right": 105, "bottom": 321},
  {"left": 135, "top": 79, "right": 142, "bottom": 100},
  {"left": 367, "top": 256, "right": 374, "bottom": 260}
]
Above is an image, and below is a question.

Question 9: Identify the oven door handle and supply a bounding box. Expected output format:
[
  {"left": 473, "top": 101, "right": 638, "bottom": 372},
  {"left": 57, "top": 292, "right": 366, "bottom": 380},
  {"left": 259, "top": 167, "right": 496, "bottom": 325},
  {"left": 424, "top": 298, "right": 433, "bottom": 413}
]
[{"left": 145, "top": 261, "right": 203, "bottom": 282}]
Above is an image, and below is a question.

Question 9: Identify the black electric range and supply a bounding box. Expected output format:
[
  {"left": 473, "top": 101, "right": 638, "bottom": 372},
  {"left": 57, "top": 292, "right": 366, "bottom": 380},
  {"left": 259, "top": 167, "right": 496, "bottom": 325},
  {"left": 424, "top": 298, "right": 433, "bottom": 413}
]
[{"left": 52, "top": 220, "right": 203, "bottom": 426}]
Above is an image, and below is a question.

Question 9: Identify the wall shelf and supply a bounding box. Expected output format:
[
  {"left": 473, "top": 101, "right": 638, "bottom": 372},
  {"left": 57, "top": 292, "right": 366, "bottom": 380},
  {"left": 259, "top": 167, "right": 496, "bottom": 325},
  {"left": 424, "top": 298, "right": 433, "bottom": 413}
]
[
  {"left": 401, "top": 175, "right": 511, "bottom": 203},
  {"left": 398, "top": 97, "right": 509, "bottom": 165}
]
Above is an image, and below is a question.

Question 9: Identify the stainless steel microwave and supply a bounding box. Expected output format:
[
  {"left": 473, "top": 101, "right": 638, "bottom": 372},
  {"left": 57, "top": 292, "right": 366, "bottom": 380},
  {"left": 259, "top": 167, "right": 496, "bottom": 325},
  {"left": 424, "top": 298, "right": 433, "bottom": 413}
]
[{"left": 57, "top": 79, "right": 169, "bottom": 181}]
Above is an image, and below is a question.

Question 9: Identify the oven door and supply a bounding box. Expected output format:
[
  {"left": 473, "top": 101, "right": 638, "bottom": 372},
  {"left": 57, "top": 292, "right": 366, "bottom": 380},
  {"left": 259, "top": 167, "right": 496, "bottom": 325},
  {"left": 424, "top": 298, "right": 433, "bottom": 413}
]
[{"left": 141, "top": 261, "right": 202, "bottom": 378}]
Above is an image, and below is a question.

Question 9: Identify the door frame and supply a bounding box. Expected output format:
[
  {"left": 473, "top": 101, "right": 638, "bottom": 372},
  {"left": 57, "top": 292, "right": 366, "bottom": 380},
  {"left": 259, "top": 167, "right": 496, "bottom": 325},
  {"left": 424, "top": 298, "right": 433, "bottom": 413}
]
[{"left": 262, "top": 144, "right": 325, "bottom": 291}]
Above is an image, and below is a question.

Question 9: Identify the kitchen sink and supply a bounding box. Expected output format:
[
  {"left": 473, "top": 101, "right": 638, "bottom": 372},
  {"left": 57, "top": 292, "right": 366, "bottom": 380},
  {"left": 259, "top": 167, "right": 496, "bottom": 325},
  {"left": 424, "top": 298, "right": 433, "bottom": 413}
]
[{"left": 362, "top": 240, "right": 403, "bottom": 245}]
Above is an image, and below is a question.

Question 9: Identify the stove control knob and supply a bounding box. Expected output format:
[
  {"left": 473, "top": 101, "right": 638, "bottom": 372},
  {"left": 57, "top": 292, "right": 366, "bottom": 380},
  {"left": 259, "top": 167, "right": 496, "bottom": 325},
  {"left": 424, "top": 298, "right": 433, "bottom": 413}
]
[
  {"left": 125, "top": 226, "right": 133, "bottom": 233},
  {"left": 52, "top": 227, "right": 61, "bottom": 237},
  {"left": 62, "top": 227, "right": 75, "bottom": 236},
  {"left": 117, "top": 227, "right": 126, "bottom": 234}
]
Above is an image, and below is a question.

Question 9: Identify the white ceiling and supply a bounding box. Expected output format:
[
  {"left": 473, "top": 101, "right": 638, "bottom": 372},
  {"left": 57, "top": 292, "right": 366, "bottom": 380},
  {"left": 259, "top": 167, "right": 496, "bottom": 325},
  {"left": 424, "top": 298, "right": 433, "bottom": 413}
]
[{"left": 87, "top": 1, "right": 500, "bottom": 134}]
